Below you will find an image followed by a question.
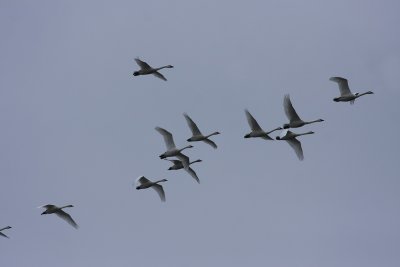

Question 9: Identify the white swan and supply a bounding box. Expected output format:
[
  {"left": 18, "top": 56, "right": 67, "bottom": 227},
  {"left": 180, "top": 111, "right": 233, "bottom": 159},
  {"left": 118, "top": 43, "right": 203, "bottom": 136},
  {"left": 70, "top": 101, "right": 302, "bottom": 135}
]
[
  {"left": 135, "top": 176, "right": 167, "bottom": 202},
  {"left": 183, "top": 113, "right": 220, "bottom": 149},
  {"left": 164, "top": 158, "right": 202, "bottom": 184},
  {"left": 133, "top": 58, "right": 173, "bottom": 81},
  {"left": 0, "top": 226, "right": 11, "bottom": 238},
  {"left": 39, "top": 204, "right": 79, "bottom": 229},
  {"left": 283, "top": 94, "right": 324, "bottom": 129},
  {"left": 276, "top": 129, "right": 314, "bottom": 161},
  {"left": 155, "top": 127, "right": 193, "bottom": 169},
  {"left": 329, "top": 77, "right": 374, "bottom": 104},
  {"left": 244, "top": 109, "right": 282, "bottom": 140}
]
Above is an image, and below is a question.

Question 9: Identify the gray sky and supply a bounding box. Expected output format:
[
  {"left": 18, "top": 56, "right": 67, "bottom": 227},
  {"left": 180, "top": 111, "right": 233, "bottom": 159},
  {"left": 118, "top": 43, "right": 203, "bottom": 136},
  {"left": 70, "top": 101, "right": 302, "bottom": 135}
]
[{"left": 1, "top": 0, "right": 400, "bottom": 266}]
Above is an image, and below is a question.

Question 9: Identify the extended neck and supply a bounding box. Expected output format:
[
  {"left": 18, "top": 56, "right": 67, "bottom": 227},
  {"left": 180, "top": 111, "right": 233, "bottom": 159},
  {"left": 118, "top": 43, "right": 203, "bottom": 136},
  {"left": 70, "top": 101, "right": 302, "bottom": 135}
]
[
  {"left": 267, "top": 127, "right": 283, "bottom": 134},
  {"left": 190, "top": 159, "right": 202, "bottom": 165},
  {"left": 296, "top": 131, "right": 314, "bottom": 137},
  {"left": 179, "top": 145, "right": 193, "bottom": 152},
  {"left": 356, "top": 91, "right": 374, "bottom": 98},
  {"left": 155, "top": 179, "right": 168, "bottom": 184},
  {"left": 206, "top": 132, "right": 220, "bottom": 138},
  {"left": 304, "top": 119, "right": 324, "bottom": 125},
  {"left": 0, "top": 226, "right": 11, "bottom": 231},
  {"left": 156, "top": 65, "right": 173, "bottom": 71},
  {"left": 60, "top": 205, "right": 73, "bottom": 209}
]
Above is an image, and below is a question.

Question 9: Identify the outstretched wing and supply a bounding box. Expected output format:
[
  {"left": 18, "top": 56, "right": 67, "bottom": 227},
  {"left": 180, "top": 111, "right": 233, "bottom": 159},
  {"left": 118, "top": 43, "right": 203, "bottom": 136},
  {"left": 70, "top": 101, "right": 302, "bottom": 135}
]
[
  {"left": 202, "top": 138, "right": 217, "bottom": 149},
  {"left": 329, "top": 77, "right": 352, "bottom": 96},
  {"left": 286, "top": 138, "right": 304, "bottom": 161},
  {"left": 244, "top": 109, "right": 262, "bottom": 132},
  {"left": 0, "top": 232, "right": 9, "bottom": 238},
  {"left": 183, "top": 113, "right": 202, "bottom": 135},
  {"left": 136, "top": 176, "right": 151, "bottom": 186},
  {"left": 152, "top": 184, "right": 166, "bottom": 202},
  {"left": 185, "top": 167, "right": 200, "bottom": 184},
  {"left": 284, "top": 95, "right": 302, "bottom": 123},
  {"left": 55, "top": 210, "right": 79, "bottom": 229},
  {"left": 39, "top": 204, "right": 56, "bottom": 209},
  {"left": 155, "top": 127, "right": 176, "bottom": 150},
  {"left": 164, "top": 158, "right": 181, "bottom": 166},
  {"left": 176, "top": 153, "right": 190, "bottom": 170},
  {"left": 152, "top": 71, "right": 167, "bottom": 81},
  {"left": 134, "top": 58, "right": 151, "bottom": 70}
]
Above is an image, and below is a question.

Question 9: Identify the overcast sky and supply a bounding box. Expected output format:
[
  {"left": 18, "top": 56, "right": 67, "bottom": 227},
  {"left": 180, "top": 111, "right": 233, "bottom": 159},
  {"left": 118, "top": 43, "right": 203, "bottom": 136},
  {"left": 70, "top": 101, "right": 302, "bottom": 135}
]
[{"left": 1, "top": 1, "right": 400, "bottom": 266}]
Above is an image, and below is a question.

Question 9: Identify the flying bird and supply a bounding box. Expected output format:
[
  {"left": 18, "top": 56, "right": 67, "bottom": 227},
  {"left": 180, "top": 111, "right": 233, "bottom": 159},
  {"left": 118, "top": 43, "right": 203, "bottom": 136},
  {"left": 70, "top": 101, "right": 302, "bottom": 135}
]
[
  {"left": 183, "top": 113, "right": 220, "bottom": 149},
  {"left": 283, "top": 94, "right": 324, "bottom": 129},
  {"left": 329, "top": 77, "right": 374, "bottom": 104},
  {"left": 39, "top": 204, "right": 79, "bottom": 229},
  {"left": 164, "top": 158, "right": 202, "bottom": 184},
  {"left": 244, "top": 109, "right": 282, "bottom": 140},
  {"left": 0, "top": 226, "right": 11, "bottom": 239},
  {"left": 135, "top": 176, "right": 167, "bottom": 202},
  {"left": 133, "top": 58, "right": 173, "bottom": 81},
  {"left": 276, "top": 129, "right": 314, "bottom": 161},
  {"left": 155, "top": 127, "right": 193, "bottom": 169}
]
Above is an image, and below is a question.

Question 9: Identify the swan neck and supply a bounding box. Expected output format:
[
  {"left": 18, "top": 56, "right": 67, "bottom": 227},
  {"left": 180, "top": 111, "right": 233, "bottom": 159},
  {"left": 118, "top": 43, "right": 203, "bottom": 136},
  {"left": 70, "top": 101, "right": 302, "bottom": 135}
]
[{"left": 298, "top": 131, "right": 314, "bottom": 136}]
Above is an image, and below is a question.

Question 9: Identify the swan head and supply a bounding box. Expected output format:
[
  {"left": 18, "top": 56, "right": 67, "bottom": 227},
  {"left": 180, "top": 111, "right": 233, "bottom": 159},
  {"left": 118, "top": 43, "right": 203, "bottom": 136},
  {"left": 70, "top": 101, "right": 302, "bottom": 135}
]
[
  {"left": 168, "top": 167, "right": 173, "bottom": 170},
  {"left": 317, "top": 119, "right": 324, "bottom": 122},
  {"left": 244, "top": 134, "right": 250, "bottom": 138},
  {"left": 366, "top": 91, "right": 374, "bottom": 94},
  {"left": 276, "top": 136, "right": 281, "bottom": 140},
  {"left": 283, "top": 123, "right": 290, "bottom": 129},
  {"left": 333, "top": 97, "right": 340, "bottom": 102},
  {"left": 133, "top": 71, "right": 140, "bottom": 76},
  {"left": 4, "top": 226, "right": 11, "bottom": 229},
  {"left": 135, "top": 186, "right": 141, "bottom": 190},
  {"left": 187, "top": 137, "right": 194, "bottom": 142},
  {"left": 159, "top": 154, "right": 166, "bottom": 159}
]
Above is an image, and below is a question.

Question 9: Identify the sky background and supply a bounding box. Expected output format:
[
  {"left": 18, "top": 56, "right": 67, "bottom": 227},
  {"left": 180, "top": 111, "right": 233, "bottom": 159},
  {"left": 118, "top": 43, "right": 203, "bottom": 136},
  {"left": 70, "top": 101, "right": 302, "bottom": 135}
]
[{"left": 1, "top": 0, "right": 400, "bottom": 266}]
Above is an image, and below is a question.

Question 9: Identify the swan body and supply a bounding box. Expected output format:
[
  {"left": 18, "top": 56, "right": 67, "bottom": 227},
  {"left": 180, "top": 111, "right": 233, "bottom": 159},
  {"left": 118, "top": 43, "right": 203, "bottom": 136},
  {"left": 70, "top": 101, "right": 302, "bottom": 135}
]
[
  {"left": 329, "top": 77, "right": 374, "bottom": 104},
  {"left": 244, "top": 109, "right": 282, "bottom": 140},
  {"left": 135, "top": 176, "right": 167, "bottom": 202},
  {"left": 276, "top": 129, "right": 314, "bottom": 161},
  {"left": 133, "top": 58, "right": 173, "bottom": 81},
  {"left": 165, "top": 159, "right": 202, "bottom": 183},
  {"left": 0, "top": 226, "right": 11, "bottom": 238},
  {"left": 155, "top": 127, "right": 193, "bottom": 169},
  {"left": 183, "top": 113, "right": 220, "bottom": 149},
  {"left": 283, "top": 94, "right": 324, "bottom": 129},
  {"left": 39, "top": 204, "right": 79, "bottom": 229}
]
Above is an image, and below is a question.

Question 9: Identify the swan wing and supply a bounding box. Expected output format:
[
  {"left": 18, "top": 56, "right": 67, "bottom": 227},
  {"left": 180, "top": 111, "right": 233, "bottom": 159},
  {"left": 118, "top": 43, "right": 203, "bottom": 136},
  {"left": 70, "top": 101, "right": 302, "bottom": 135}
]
[
  {"left": 164, "top": 158, "right": 181, "bottom": 166},
  {"left": 152, "top": 71, "right": 167, "bottom": 81},
  {"left": 151, "top": 184, "right": 166, "bottom": 202},
  {"left": 286, "top": 138, "right": 304, "bottom": 161},
  {"left": 244, "top": 109, "right": 262, "bottom": 131},
  {"left": 0, "top": 231, "right": 9, "bottom": 238},
  {"left": 38, "top": 204, "right": 56, "bottom": 209},
  {"left": 155, "top": 127, "right": 176, "bottom": 150},
  {"left": 136, "top": 176, "right": 151, "bottom": 186},
  {"left": 185, "top": 167, "right": 200, "bottom": 184},
  {"left": 134, "top": 58, "right": 151, "bottom": 70},
  {"left": 183, "top": 113, "right": 202, "bottom": 135},
  {"left": 202, "top": 138, "right": 217, "bottom": 149},
  {"left": 329, "top": 77, "right": 352, "bottom": 96},
  {"left": 176, "top": 153, "right": 190, "bottom": 170},
  {"left": 284, "top": 94, "right": 301, "bottom": 123},
  {"left": 55, "top": 210, "right": 79, "bottom": 229}
]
